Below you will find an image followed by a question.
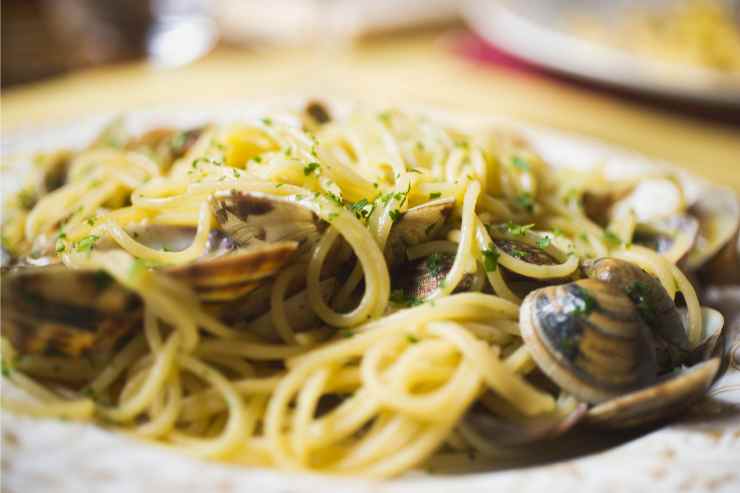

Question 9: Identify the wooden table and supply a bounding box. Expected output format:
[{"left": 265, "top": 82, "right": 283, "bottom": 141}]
[{"left": 3, "top": 32, "right": 739, "bottom": 191}]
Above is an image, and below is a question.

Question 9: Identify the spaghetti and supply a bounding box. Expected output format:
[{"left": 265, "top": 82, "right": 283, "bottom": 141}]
[{"left": 0, "top": 103, "right": 715, "bottom": 477}]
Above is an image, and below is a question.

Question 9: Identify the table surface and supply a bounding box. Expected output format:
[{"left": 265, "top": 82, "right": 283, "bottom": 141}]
[{"left": 2, "top": 32, "right": 739, "bottom": 191}]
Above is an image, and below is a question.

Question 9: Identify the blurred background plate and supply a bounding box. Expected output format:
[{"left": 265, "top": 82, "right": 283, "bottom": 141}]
[{"left": 465, "top": 0, "right": 740, "bottom": 107}]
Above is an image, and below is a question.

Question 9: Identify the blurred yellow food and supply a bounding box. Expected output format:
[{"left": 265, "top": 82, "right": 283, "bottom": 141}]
[{"left": 577, "top": 0, "right": 740, "bottom": 73}]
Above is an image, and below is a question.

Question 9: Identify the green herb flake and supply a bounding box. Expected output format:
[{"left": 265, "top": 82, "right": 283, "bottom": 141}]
[
  {"left": 406, "top": 334, "right": 420, "bottom": 344},
  {"left": 481, "top": 246, "right": 500, "bottom": 272},
  {"left": 349, "top": 198, "right": 373, "bottom": 220},
  {"left": 389, "top": 209, "right": 402, "bottom": 223},
  {"left": 390, "top": 289, "right": 422, "bottom": 307},
  {"left": 570, "top": 284, "right": 598, "bottom": 317},
  {"left": 426, "top": 253, "right": 445, "bottom": 276},
  {"left": 261, "top": 117, "right": 273, "bottom": 126},
  {"left": 325, "top": 192, "right": 343, "bottom": 207},
  {"left": 75, "top": 235, "right": 99, "bottom": 254},
  {"left": 603, "top": 230, "right": 622, "bottom": 247},
  {"left": 429, "top": 192, "right": 442, "bottom": 200},
  {"left": 512, "top": 156, "right": 530, "bottom": 171},
  {"left": 536, "top": 236, "right": 551, "bottom": 249},
  {"left": 514, "top": 193, "right": 535, "bottom": 213},
  {"left": 303, "top": 162, "right": 320, "bottom": 176},
  {"left": 327, "top": 212, "right": 339, "bottom": 221},
  {"left": 505, "top": 222, "right": 535, "bottom": 237}
]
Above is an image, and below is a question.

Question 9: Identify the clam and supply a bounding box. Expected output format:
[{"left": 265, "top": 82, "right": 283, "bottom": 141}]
[
  {"left": 520, "top": 278, "right": 722, "bottom": 429},
  {"left": 582, "top": 257, "right": 690, "bottom": 369},
  {"left": 303, "top": 101, "right": 332, "bottom": 130},
  {"left": 128, "top": 126, "right": 204, "bottom": 168},
  {"left": 632, "top": 214, "right": 699, "bottom": 265},
  {"left": 394, "top": 252, "right": 475, "bottom": 302},
  {"left": 385, "top": 197, "right": 455, "bottom": 270},
  {"left": 211, "top": 190, "right": 325, "bottom": 253},
  {"left": 520, "top": 279, "right": 658, "bottom": 404},
  {"left": 463, "top": 401, "right": 587, "bottom": 448},
  {"left": 699, "top": 225, "right": 740, "bottom": 285},
  {"left": 585, "top": 358, "right": 720, "bottom": 429},
  {"left": 1, "top": 264, "right": 140, "bottom": 357},
  {"left": 684, "top": 187, "right": 739, "bottom": 273},
  {"left": 167, "top": 241, "right": 298, "bottom": 302}
]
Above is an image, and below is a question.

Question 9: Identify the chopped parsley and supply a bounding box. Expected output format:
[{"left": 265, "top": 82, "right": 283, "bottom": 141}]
[
  {"left": 390, "top": 289, "right": 422, "bottom": 307},
  {"left": 406, "top": 335, "right": 420, "bottom": 344},
  {"left": 514, "top": 193, "right": 535, "bottom": 213},
  {"left": 569, "top": 284, "right": 598, "bottom": 317},
  {"left": 536, "top": 236, "right": 551, "bottom": 249},
  {"left": 509, "top": 248, "right": 527, "bottom": 259},
  {"left": 325, "top": 192, "right": 343, "bottom": 207},
  {"left": 232, "top": 168, "right": 241, "bottom": 178},
  {"left": 503, "top": 222, "right": 535, "bottom": 236},
  {"left": 342, "top": 329, "right": 354, "bottom": 338},
  {"left": 482, "top": 246, "right": 500, "bottom": 272},
  {"left": 86, "top": 217, "right": 97, "bottom": 226},
  {"left": 349, "top": 198, "right": 374, "bottom": 220},
  {"left": 512, "top": 156, "right": 530, "bottom": 171},
  {"left": 261, "top": 117, "right": 273, "bottom": 126},
  {"left": 429, "top": 192, "right": 442, "bottom": 200},
  {"left": 253, "top": 156, "right": 263, "bottom": 164},
  {"left": 426, "top": 253, "right": 445, "bottom": 276},
  {"left": 389, "top": 209, "right": 402, "bottom": 223},
  {"left": 303, "top": 162, "right": 320, "bottom": 176},
  {"left": 75, "top": 235, "right": 99, "bottom": 254},
  {"left": 327, "top": 212, "right": 339, "bottom": 221},
  {"left": 55, "top": 232, "right": 67, "bottom": 253},
  {"left": 603, "top": 230, "right": 622, "bottom": 247}
]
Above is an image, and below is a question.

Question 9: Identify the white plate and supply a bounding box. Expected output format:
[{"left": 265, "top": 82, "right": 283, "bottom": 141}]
[
  {"left": 2, "top": 101, "right": 740, "bottom": 493},
  {"left": 465, "top": 0, "right": 740, "bottom": 107}
]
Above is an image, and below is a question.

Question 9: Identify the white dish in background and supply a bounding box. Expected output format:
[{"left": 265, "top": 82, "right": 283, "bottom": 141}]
[
  {"left": 2, "top": 101, "right": 739, "bottom": 493},
  {"left": 465, "top": 0, "right": 740, "bottom": 107}
]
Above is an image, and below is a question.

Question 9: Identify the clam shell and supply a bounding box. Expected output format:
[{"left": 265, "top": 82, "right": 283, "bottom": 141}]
[
  {"left": 1, "top": 264, "right": 139, "bottom": 356},
  {"left": 585, "top": 358, "right": 720, "bottom": 429},
  {"left": 685, "top": 188, "right": 739, "bottom": 271},
  {"left": 520, "top": 279, "right": 657, "bottom": 404},
  {"left": 583, "top": 257, "right": 690, "bottom": 368},
  {"left": 166, "top": 241, "right": 298, "bottom": 302}
]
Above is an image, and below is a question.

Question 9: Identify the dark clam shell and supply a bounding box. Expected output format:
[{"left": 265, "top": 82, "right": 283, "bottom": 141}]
[{"left": 520, "top": 279, "right": 657, "bottom": 404}]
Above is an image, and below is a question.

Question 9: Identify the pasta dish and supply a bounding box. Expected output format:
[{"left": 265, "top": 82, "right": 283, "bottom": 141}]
[{"left": 1, "top": 102, "right": 736, "bottom": 477}]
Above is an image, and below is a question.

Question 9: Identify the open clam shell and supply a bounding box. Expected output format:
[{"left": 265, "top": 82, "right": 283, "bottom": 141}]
[
  {"left": 1, "top": 264, "right": 140, "bottom": 356},
  {"left": 585, "top": 358, "right": 721, "bottom": 429},
  {"left": 633, "top": 214, "right": 699, "bottom": 265},
  {"left": 166, "top": 241, "right": 298, "bottom": 302},
  {"left": 685, "top": 187, "right": 739, "bottom": 273}
]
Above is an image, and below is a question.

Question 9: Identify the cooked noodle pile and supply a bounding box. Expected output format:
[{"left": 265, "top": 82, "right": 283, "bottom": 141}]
[{"left": 0, "top": 105, "right": 704, "bottom": 477}]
